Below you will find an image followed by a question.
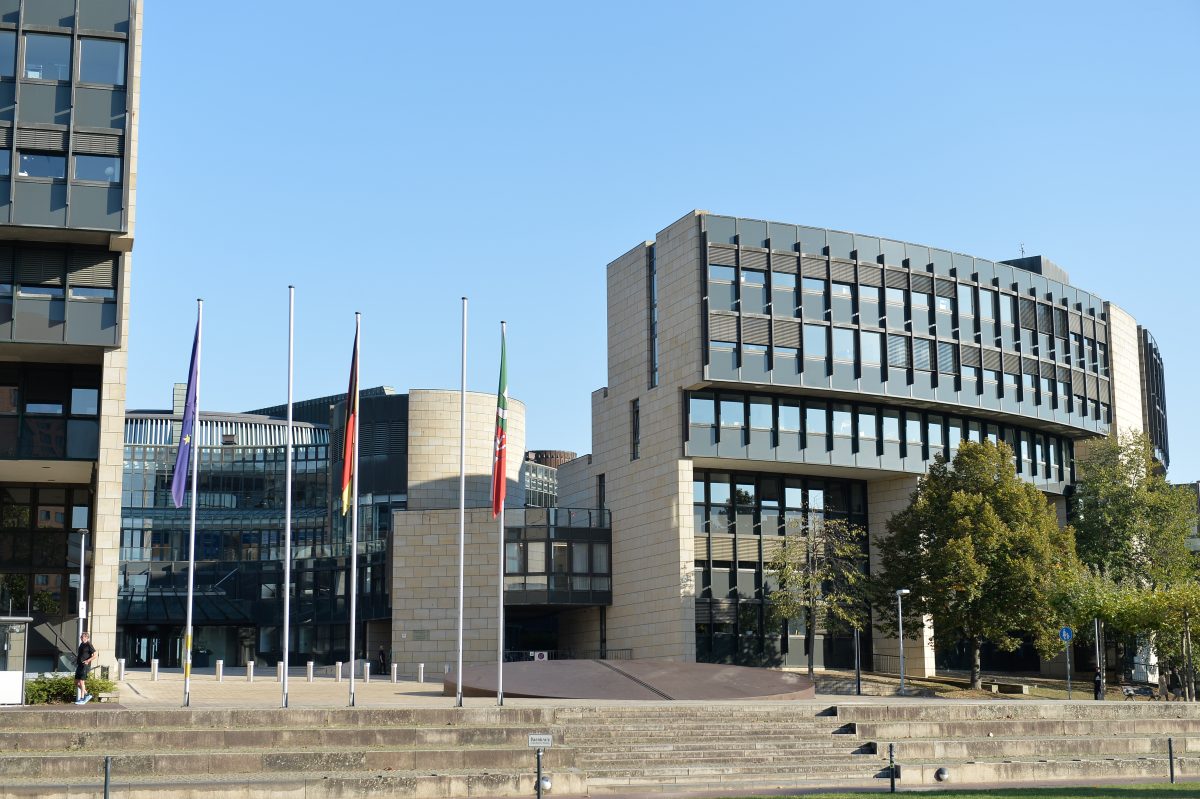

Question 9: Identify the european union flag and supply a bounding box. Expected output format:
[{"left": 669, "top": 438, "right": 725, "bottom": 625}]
[{"left": 171, "top": 321, "right": 200, "bottom": 508}]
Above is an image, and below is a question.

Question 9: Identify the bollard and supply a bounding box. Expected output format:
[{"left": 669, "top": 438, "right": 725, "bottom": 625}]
[
  {"left": 391, "top": 663, "right": 398, "bottom": 684},
  {"left": 150, "top": 658, "right": 159, "bottom": 681},
  {"left": 246, "top": 661, "right": 255, "bottom": 683},
  {"left": 307, "top": 661, "right": 314, "bottom": 683},
  {"left": 536, "top": 747, "right": 544, "bottom": 799},
  {"left": 418, "top": 663, "right": 425, "bottom": 683},
  {"left": 889, "top": 742, "right": 896, "bottom": 793},
  {"left": 363, "top": 660, "right": 370, "bottom": 683},
  {"left": 277, "top": 661, "right": 285, "bottom": 682},
  {"left": 116, "top": 658, "right": 125, "bottom": 682},
  {"left": 104, "top": 755, "right": 112, "bottom": 799},
  {"left": 444, "top": 663, "right": 450, "bottom": 674},
  {"left": 1170, "top": 737, "right": 1176, "bottom": 783},
  {"left": 215, "top": 660, "right": 223, "bottom": 682},
  {"left": 335, "top": 661, "right": 342, "bottom": 683}
]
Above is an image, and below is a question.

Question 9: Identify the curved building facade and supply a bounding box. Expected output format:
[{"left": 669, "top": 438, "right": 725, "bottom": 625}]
[{"left": 562, "top": 210, "right": 1168, "bottom": 674}]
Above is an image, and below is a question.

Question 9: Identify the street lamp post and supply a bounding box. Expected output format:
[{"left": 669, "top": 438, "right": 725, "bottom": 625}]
[
  {"left": 896, "top": 589, "right": 911, "bottom": 694},
  {"left": 77, "top": 528, "right": 88, "bottom": 641}
]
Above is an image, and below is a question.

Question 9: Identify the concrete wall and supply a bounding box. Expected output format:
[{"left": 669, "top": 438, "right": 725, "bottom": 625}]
[
  {"left": 1105, "top": 302, "right": 1146, "bottom": 439},
  {"left": 406, "top": 389, "right": 525, "bottom": 512},
  {"left": 591, "top": 212, "right": 704, "bottom": 661}
]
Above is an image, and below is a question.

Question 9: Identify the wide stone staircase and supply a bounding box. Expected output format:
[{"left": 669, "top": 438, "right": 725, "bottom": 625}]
[
  {"left": 556, "top": 704, "right": 888, "bottom": 793},
  {"left": 3, "top": 701, "right": 1200, "bottom": 797},
  {"left": 0, "top": 706, "right": 585, "bottom": 798}
]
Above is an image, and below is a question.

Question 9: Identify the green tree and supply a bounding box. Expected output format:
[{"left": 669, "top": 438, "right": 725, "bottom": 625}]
[
  {"left": 874, "top": 440, "right": 1078, "bottom": 689},
  {"left": 1072, "top": 431, "right": 1196, "bottom": 589},
  {"left": 766, "top": 516, "right": 869, "bottom": 678}
]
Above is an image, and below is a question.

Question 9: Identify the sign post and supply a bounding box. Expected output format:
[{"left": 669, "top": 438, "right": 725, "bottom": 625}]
[
  {"left": 1060, "top": 627, "right": 1074, "bottom": 700},
  {"left": 528, "top": 734, "right": 552, "bottom": 799}
]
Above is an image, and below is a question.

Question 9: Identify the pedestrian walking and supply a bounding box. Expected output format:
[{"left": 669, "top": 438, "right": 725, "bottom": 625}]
[
  {"left": 1159, "top": 667, "right": 1169, "bottom": 701},
  {"left": 74, "top": 632, "right": 97, "bottom": 705},
  {"left": 1170, "top": 667, "right": 1184, "bottom": 701}
]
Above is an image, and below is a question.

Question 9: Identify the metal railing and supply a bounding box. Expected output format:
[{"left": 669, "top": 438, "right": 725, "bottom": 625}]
[
  {"left": 873, "top": 653, "right": 901, "bottom": 675},
  {"left": 503, "top": 648, "right": 632, "bottom": 663}
]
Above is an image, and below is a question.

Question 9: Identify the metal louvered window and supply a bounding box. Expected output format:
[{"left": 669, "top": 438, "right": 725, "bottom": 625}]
[
  {"left": 937, "top": 342, "right": 957, "bottom": 374},
  {"left": 17, "top": 250, "right": 65, "bottom": 297},
  {"left": 887, "top": 335, "right": 910, "bottom": 368},
  {"left": 913, "top": 339, "right": 933, "bottom": 371}
]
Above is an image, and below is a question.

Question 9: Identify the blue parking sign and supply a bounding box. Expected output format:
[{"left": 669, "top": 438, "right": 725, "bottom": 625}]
[{"left": 1060, "top": 627, "right": 1073, "bottom": 642}]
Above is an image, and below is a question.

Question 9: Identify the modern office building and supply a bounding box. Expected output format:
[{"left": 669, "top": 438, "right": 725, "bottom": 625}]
[
  {"left": 0, "top": 0, "right": 141, "bottom": 670},
  {"left": 557, "top": 210, "right": 1168, "bottom": 675}
]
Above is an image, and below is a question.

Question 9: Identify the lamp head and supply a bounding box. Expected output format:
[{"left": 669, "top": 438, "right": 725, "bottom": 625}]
[{"left": 896, "top": 588, "right": 911, "bottom": 597}]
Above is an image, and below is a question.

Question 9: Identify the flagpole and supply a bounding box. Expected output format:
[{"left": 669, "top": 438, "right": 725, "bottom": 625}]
[
  {"left": 497, "top": 321, "right": 506, "bottom": 707},
  {"left": 282, "top": 286, "right": 294, "bottom": 708},
  {"left": 183, "top": 298, "right": 202, "bottom": 708},
  {"left": 349, "top": 312, "right": 360, "bottom": 708},
  {"left": 455, "top": 298, "right": 467, "bottom": 708}
]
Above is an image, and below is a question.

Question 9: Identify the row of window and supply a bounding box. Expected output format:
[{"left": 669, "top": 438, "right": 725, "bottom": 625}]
[
  {"left": 688, "top": 391, "right": 1077, "bottom": 481},
  {"left": 709, "top": 267, "right": 1108, "bottom": 375},
  {"left": 703, "top": 216, "right": 1104, "bottom": 315},
  {"left": 0, "top": 31, "right": 125, "bottom": 85},
  {"left": 0, "top": 485, "right": 89, "bottom": 531},
  {"left": 708, "top": 337, "right": 1111, "bottom": 423},
  {"left": 0, "top": 152, "right": 122, "bottom": 182}
]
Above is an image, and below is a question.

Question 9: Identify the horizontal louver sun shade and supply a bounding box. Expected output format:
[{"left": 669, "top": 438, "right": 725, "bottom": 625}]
[
  {"left": 710, "top": 537, "right": 734, "bottom": 561},
  {"left": 911, "top": 274, "right": 933, "bottom": 294},
  {"left": 708, "top": 245, "right": 736, "bottom": 266},
  {"left": 771, "top": 252, "right": 798, "bottom": 273},
  {"left": 1099, "top": 380, "right": 1111, "bottom": 403},
  {"left": 961, "top": 346, "right": 981, "bottom": 368},
  {"left": 17, "top": 249, "right": 65, "bottom": 285},
  {"left": 858, "top": 266, "right": 882, "bottom": 286},
  {"left": 934, "top": 279, "right": 955, "bottom": 298},
  {"left": 773, "top": 319, "right": 801, "bottom": 348},
  {"left": 16, "top": 129, "right": 67, "bottom": 150},
  {"left": 742, "top": 316, "right": 770, "bottom": 345},
  {"left": 73, "top": 133, "right": 124, "bottom": 156},
  {"left": 1037, "top": 304, "right": 1053, "bottom": 331},
  {"left": 1040, "top": 361, "right": 1057, "bottom": 378},
  {"left": 0, "top": 248, "right": 12, "bottom": 283},
  {"left": 1072, "top": 371, "right": 1085, "bottom": 393},
  {"left": 830, "top": 262, "right": 855, "bottom": 283},
  {"left": 938, "top": 342, "right": 957, "bottom": 373},
  {"left": 1002, "top": 352, "right": 1020, "bottom": 373},
  {"left": 1085, "top": 374, "right": 1099, "bottom": 396},
  {"left": 0, "top": 128, "right": 10, "bottom": 148},
  {"left": 912, "top": 339, "right": 932, "bottom": 370},
  {"left": 1022, "top": 358, "right": 1039, "bottom": 376},
  {"left": 884, "top": 269, "right": 908, "bottom": 289},
  {"left": 801, "top": 257, "right": 825, "bottom": 277},
  {"left": 1054, "top": 308, "right": 1068, "bottom": 336},
  {"left": 68, "top": 251, "right": 116, "bottom": 288},
  {"left": 1057, "top": 365, "right": 1072, "bottom": 383},
  {"left": 711, "top": 602, "right": 737, "bottom": 623},
  {"left": 709, "top": 312, "right": 738, "bottom": 341},
  {"left": 982, "top": 348, "right": 1002, "bottom": 370},
  {"left": 1068, "top": 313, "right": 1082, "bottom": 334},
  {"left": 1083, "top": 318, "right": 1096, "bottom": 338},
  {"left": 740, "top": 249, "right": 767, "bottom": 270}
]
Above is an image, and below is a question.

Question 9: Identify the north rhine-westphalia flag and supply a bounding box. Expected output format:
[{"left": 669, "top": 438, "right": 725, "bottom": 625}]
[
  {"left": 170, "top": 320, "right": 200, "bottom": 509},
  {"left": 340, "top": 325, "right": 359, "bottom": 515},
  {"left": 490, "top": 326, "right": 508, "bottom": 517}
]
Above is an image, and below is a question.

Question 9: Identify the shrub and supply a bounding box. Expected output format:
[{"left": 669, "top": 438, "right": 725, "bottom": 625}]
[{"left": 24, "top": 674, "right": 116, "bottom": 705}]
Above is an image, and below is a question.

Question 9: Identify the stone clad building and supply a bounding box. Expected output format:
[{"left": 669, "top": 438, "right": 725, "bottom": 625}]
[{"left": 558, "top": 210, "right": 1168, "bottom": 676}]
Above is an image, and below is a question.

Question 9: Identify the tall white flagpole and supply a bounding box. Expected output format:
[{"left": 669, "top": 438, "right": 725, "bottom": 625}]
[
  {"left": 183, "top": 298, "right": 202, "bottom": 708},
  {"left": 455, "top": 298, "right": 467, "bottom": 707},
  {"left": 497, "top": 321, "right": 506, "bottom": 707},
  {"left": 349, "top": 312, "right": 360, "bottom": 708},
  {"left": 282, "top": 286, "right": 294, "bottom": 708}
]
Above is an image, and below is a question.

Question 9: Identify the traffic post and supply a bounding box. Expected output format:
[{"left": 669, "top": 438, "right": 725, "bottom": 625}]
[{"left": 1060, "top": 627, "right": 1073, "bottom": 699}]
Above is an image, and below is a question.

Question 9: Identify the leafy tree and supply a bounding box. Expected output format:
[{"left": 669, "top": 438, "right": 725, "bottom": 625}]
[
  {"left": 1072, "top": 431, "right": 1196, "bottom": 589},
  {"left": 766, "top": 516, "right": 869, "bottom": 678},
  {"left": 874, "top": 439, "right": 1078, "bottom": 689}
]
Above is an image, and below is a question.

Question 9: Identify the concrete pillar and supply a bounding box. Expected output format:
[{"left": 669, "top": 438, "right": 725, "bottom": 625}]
[
  {"left": 116, "top": 658, "right": 125, "bottom": 681},
  {"left": 335, "top": 662, "right": 342, "bottom": 683},
  {"left": 390, "top": 663, "right": 398, "bottom": 683},
  {"left": 418, "top": 663, "right": 424, "bottom": 683},
  {"left": 306, "top": 661, "right": 314, "bottom": 683},
  {"left": 246, "top": 661, "right": 254, "bottom": 682}
]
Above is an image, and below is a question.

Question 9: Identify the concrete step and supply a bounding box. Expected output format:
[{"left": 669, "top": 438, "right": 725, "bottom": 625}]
[
  {"left": 586, "top": 771, "right": 888, "bottom": 792},
  {"left": 574, "top": 739, "right": 867, "bottom": 753},
  {"left": 583, "top": 761, "right": 890, "bottom": 779},
  {"left": 890, "top": 734, "right": 1198, "bottom": 760},
  {"left": 895, "top": 754, "right": 1199, "bottom": 786},
  {"left": 0, "top": 768, "right": 589, "bottom": 799},
  {"left": 0, "top": 746, "right": 577, "bottom": 779},
  {"left": 0, "top": 725, "right": 536, "bottom": 753},
  {"left": 857, "top": 717, "right": 1200, "bottom": 738},
  {"left": 836, "top": 702, "right": 1200, "bottom": 722}
]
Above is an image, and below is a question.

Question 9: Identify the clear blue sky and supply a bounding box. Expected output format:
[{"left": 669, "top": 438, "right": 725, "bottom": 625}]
[{"left": 129, "top": 2, "right": 1200, "bottom": 482}]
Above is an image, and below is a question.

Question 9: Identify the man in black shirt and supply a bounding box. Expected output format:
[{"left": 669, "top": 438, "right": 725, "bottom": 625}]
[{"left": 75, "top": 632, "right": 97, "bottom": 704}]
